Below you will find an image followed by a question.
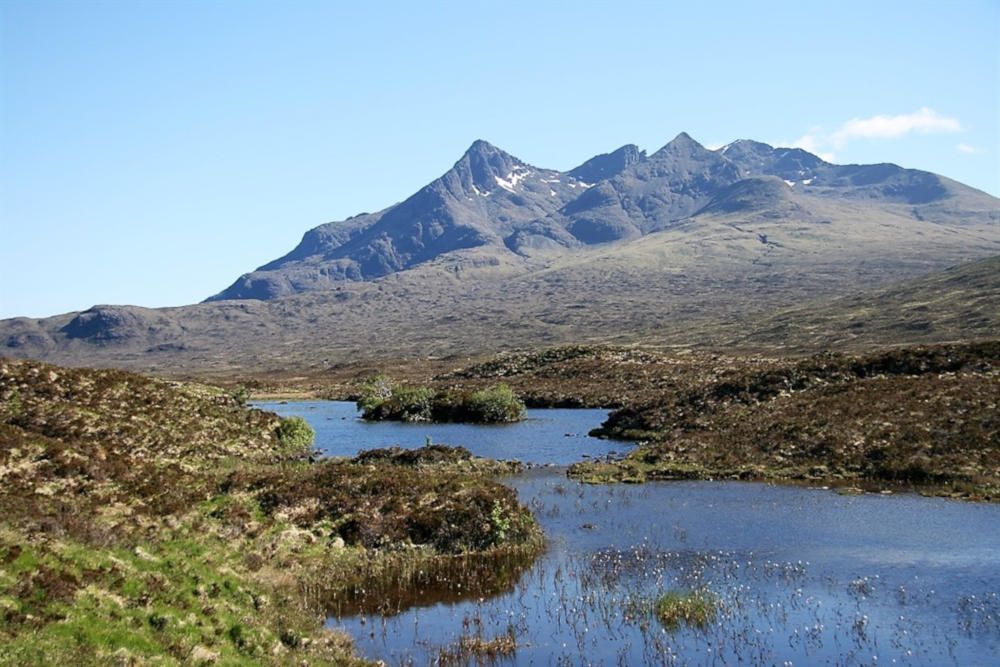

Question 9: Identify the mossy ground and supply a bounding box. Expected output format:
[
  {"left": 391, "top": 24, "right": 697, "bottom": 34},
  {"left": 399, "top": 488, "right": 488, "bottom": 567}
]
[
  {"left": 569, "top": 342, "right": 999, "bottom": 500},
  {"left": 0, "top": 493, "right": 366, "bottom": 666},
  {"left": 0, "top": 358, "right": 542, "bottom": 665}
]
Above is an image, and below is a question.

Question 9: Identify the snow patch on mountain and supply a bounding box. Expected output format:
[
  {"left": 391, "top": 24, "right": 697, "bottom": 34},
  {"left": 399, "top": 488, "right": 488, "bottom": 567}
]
[{"left": 494, "top": 166, "right": 532, "bottom": 193}]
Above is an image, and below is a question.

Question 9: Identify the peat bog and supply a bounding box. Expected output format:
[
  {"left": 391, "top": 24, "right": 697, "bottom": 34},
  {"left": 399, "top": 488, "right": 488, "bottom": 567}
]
[{"left": 2, "top": 339, "right": 998, "bottom": 665}]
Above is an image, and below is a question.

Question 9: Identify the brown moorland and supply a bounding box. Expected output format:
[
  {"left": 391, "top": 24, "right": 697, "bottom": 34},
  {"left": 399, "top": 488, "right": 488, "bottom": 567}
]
[{"left": 0, "top": 358, "right": 540, "bottom": 666}]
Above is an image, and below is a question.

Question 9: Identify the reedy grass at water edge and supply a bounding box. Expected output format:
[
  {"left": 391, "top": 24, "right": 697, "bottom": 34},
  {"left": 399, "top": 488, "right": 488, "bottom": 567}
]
[
  {"left": 437, "top": 625, "right": 519, "bottom": 665},
  {"left": 654, "top": 589, "right": 719, "bottom": 631}
]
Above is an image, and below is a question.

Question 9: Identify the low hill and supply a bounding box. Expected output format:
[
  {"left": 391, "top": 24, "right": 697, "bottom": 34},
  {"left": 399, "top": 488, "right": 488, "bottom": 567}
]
[
  {"left": 570, "top": 341, "right": 1000, "bottom": 501},
  {"left": 1, "top": 251, "right": 998, "bottom": 376}
]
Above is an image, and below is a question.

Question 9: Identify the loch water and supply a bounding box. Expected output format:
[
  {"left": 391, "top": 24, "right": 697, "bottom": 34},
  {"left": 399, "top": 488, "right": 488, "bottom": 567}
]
[{"left": 258, "top": 401, "right": 1000, "bottom": 666}]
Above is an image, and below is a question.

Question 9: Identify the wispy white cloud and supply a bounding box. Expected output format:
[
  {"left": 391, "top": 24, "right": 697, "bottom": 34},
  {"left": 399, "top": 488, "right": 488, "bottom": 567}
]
[
  {"left": 789, "top": 135, "right": 836, "bottom": 162},
  {"left": 829, "top": 107, "right": 962, "bottom": 148},
  {"left": 956, "top": 143, "right": 981, "bottom": 154},
  {"left": 778, "top": 108, "right": 964, "bottom": 163}
]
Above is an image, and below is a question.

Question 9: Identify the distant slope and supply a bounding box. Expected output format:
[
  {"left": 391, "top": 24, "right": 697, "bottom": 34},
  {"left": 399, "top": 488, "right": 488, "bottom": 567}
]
[
  {"left": 2, "top": 247, "right": 998, "bottom": 376},
  {"left": 733, "top": 255, "right": 1000, "bottom": 350}
]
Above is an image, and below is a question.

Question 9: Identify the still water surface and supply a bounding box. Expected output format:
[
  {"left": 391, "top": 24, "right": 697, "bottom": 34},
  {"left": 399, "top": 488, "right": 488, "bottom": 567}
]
[
  {"left": 259, "top": 401, "right": 1000, "bottom": 666},
  {"left": 256, "top": 400, "right": 625, "bottom": 465}
]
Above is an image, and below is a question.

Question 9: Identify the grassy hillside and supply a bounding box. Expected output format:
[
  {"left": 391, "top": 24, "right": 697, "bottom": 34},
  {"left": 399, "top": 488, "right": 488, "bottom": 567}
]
[{"left": 0, "top": 359, "right": 541, "bottom": 665}]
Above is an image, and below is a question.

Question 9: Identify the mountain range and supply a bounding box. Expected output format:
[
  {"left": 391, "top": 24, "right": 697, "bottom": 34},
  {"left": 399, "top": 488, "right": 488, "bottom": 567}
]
[
  {"left": 206, "top": 133, "right": 997, "bottom": 302},
  {"left": 3, "top": 133, "right": 998, "bottom": 374}
]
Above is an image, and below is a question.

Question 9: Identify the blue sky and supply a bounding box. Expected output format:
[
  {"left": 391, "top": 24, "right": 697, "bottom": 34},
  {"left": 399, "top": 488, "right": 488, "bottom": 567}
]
[{"left": 1, "top": 0, "right": 998, "bottom": 319}]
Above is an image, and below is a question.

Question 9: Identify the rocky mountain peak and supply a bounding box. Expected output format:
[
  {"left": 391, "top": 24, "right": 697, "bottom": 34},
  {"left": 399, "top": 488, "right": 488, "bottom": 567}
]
[
  {"left": 721, "top": 138, "right": 773, "bottom": 151},
  {"left": 462, "top": 138, "right": 509, "bottom": 159},
  {"left": 652, "top": 131, "right": 705, "bottom": 157},
  {"left": 568, "top": 144, "right": 645, "bottom": 183},
  {"left": 451, "top": 139, "right": 525, "bottom": 191}
]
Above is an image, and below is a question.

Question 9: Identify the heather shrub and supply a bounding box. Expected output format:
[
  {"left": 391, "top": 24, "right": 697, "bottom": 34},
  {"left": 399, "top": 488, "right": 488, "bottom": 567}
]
[
  {"left": 275, "top": 416, "right": 314, "bottom": 453},
  {"left": 356, "top": 374, "right": 394, "bottom": 413},
  {"left": 465, "top": 385, "right": 525, "bottom": 423},
  {"left": 357, "top": 378, "right": 525, "bottom": 424}
]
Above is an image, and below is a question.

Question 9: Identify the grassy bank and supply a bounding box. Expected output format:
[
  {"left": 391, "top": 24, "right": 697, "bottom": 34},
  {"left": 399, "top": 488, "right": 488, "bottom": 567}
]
[{"left": 0, "top": 359, "right": 542, "bottom": 665}]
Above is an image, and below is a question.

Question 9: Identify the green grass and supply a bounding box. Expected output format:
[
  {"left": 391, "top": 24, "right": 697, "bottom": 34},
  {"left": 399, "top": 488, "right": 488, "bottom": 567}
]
[
  {"left": 654, "top": 589, "right": 718, "bottom": 631},
  {"left": 0, "top": 510, "right": 364, "bottom": 666},
  {"left": 275, "top": 415, "right": 315, "bottom": 454}
]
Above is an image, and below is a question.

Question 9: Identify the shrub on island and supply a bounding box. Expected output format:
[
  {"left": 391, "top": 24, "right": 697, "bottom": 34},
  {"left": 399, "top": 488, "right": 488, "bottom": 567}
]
[{"left": 357, "top": 377, "right": 525, "bottom": 424}]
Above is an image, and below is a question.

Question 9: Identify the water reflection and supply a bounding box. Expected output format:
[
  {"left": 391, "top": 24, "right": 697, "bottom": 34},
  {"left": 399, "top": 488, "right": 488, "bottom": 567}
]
[
  {"left": 324, "top": 550, "right": 539, "bottom": 617},
  {"left": 253, "top": 401, "right": 629, "bottom": 465},
  {"left": 335, "top": 474, "right": 1000, "bottom": 666}
]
